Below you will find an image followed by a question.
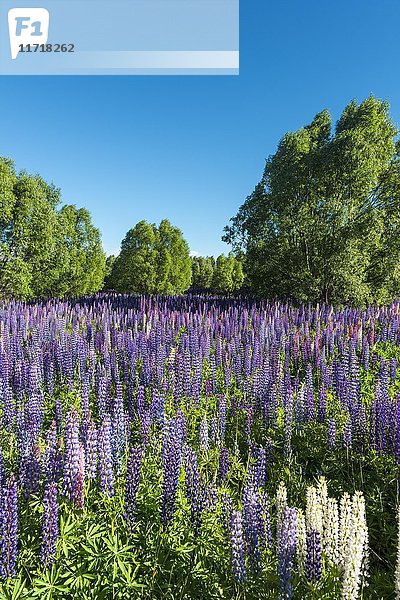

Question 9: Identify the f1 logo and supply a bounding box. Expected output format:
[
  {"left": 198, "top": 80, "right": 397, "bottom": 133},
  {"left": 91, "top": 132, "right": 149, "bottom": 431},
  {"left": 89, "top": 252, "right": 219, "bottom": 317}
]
[{"left": 8, "top": 8, "right": 50, "bottom": 59}]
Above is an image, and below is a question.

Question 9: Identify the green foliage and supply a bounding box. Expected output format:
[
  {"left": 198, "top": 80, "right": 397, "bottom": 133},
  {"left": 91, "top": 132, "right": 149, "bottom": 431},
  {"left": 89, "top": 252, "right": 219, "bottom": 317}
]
[
  {"left": 211, "top": 255, "right": 244, "bottom": 295},
  {"left": 224, "top": 96, "right": 400, "bottom": 305},
  {"left": 0, "top": 157, "right": 106, "bottom": 299},
  {"left": 109, "top": 219, "right": 192, "bottom": 294},
  {"left": 191, "top": 256, "right": 214, "bottom": 290},
  {"left": 191, "top": 254, "right": 244, "bottom": 294},
  {"left": 53, "top": 206, "right": 106, "bottom": 297},
  {"left": 103, "top": 255, "right": 116, "bottom": 290}
]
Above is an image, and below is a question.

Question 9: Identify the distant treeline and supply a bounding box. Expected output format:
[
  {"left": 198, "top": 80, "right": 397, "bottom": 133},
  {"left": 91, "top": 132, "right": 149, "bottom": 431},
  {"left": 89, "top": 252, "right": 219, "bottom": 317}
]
[
  {"left": 190, "top": 255, "right": 244, "bottom": 294},
  {"left": 0, "top": 158, "right": 243, "bottom": 299},
  {"left": 104, "top": 221, "right": 244, "bottom": 295}
]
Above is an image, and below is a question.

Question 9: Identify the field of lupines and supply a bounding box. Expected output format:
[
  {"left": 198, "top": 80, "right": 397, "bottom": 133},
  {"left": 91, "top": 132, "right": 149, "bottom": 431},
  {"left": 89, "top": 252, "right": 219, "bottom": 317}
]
[{"left": 1, "top": 295, "right": 400, "bottom": 599}]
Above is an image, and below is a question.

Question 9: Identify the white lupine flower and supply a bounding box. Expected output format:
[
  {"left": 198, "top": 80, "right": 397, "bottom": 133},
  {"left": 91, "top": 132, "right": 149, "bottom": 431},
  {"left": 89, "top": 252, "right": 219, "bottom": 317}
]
[
  {"left": 317, "top": 476, "right": 329, "bottom": 518},
  {"left": 341, "top": 491, "right": 368, "bottom": 600},
  {"left": 296, "top": 508, "right": 307, "bottom": 574},
  {"left": 395, "top": 508, "right": 400, "bottom": 599},
  {"left": 199, "top": 414, "right": 209, "bottom": 452},
  {"left": 276, "top": 481, "right": 287, "bottom": 545},
  {"left": 339, "top": 492, "right": 352, "bottom": 568},
  {"left": 306, "top": 485, "right": 323, "bottom": 536},
  {"left": 324, "top": 497, "right": 339, "bottom": 566}
]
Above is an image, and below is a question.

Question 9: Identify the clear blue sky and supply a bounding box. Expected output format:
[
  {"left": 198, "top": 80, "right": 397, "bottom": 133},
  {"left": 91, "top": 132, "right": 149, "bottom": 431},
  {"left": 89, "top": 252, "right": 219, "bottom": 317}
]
[{"left": 1, "top": 0, "right": 400, "bottom": 257}]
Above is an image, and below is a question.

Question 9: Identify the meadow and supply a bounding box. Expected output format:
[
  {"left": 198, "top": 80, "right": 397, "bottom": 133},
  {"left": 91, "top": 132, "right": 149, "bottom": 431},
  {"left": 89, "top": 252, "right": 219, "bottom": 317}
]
[{"left": 0, "top": 294, "right": 398, "bottom": 599}]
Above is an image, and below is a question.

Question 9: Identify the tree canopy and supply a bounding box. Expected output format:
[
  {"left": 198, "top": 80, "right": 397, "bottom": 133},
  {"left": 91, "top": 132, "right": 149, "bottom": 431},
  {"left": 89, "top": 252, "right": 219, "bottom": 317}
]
[
  {"left": 190, "top": 254, "right": 244, "bottom": 294},
  {"left": 108, "top": 219, "right": 192, "bottom": 294},
  {"left": 0, "top": 157, "right": 106, "bottom": 299},
  {"left": 211, "top": 254, "right": 244, "bottom": 294},
  {"left": 224, "top": 96, "right": 400, "bottom": 305},
  {"left": 191, "top": 256, "right": 215, "bottom": 290}
]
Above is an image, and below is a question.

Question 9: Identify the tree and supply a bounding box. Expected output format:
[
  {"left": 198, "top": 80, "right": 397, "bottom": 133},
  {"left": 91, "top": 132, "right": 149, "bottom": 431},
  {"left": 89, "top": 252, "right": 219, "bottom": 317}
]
[
  {"left": 224, "top": 96, "right": 400, "bottom": 305},
  {"left": 111, "top": 221, "right": 158, "bottom": 293},
  {"left": 211, "top": 254, "right": 244, "bottom": 294},
  {"left": 0, "top": 159, "right": 61, "bottom": 298},
  {"left": 53, "top": 205, "right": 106, "bottom": 296},
  {"left": 231, "top": 256, "right": 245, "bottom": 292},
  {"left": 0, "top": 157, "right": 106, "bottom": 299},
  {"left": 103, "top": 255, "right": 116, "bottom": 290},
  {"left": 110, "top": 219, "right": 191, "bottom": 294},
  {"left": 156, "top": 219, "right": 192, "bottom": 294},
  {"left": 191, "top": 256, "right": 214, "bottom": 290}
]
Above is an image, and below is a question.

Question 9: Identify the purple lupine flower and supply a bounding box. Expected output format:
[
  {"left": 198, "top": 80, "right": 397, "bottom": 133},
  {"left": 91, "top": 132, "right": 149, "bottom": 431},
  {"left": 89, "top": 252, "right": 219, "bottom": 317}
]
[
  {"left": 284, "top": 388, "right": 294, "bottom": 460},
  {"left": 328, "top": 418, "right": 337, "bottom": 450},
  {"left": 362, "top": 340, "right": 370, "bottom": 371},
  {"left": 43, "top": 421, "right": 63, "bottom": 484},
  {"left": 242, "top": 484, "right": 262, "bottom": 572},
  {"left": 343, "top": 419, "right": 352, "bottom": 451},
  {"left": 96, "top": 374, "right": 108, "bottom": 419},
  {"left": 204, "top": 482, "right": 217, "bottom": 512},
  {"left": 217, "top": 447, "right": 229, "bottom": 485},
  {"left": 252, "top": 447, "right": 267, "bottom": 489},
  {"left": 306, "top": 529, "right": 322, "bottom": 583},
  {"left": 112, "top": 380, "right": 126, "bottom": 467},
  {"left": 54, "top": 399, "right": 63, "bottom": 434},
  {"left": 124, "top": 444, "right": 143, "bottom": 529},
  {"left": 0, "top": 475, "right": 18, "bottom": 578},
  {"left": 85, "top": 419, "right": 98, "bottom": 479},
  {"left": 395, "top": 396, "right": 400, "bottom": 463},
  {"left": 277, "top": 506, "right": 297, "bottom": 599},
  {"left": 390, "top": 358, "right": 397, "bottom": 383},
  {"left": 136, "top": 385, "right": 145, "bottom": 415},
  {"left": 161, "top": 419, "right": 182, "bottom": 526},
  {"left": 204, "top": 379, "right": 213, "bottom": 397},
  {"left": 151, "top": 389, "right": 164, "bottom": 427},
  {"left": 1, "top": 379, "right": 15, "bottom": 432},
  {"left": 221, "top": 492, "right": 233, "bottom": 536},
  {"left": 62, "top": 407, "right": 80, "bottom": 502},
  {"left": 98, "top": 415, "right": 114, "bottom": 496},
  {"left": 0, "top": 452, "right": 5, "bottom": 489},
  {"left": 230, "top": 510, "right": 246, "bottom": 583},
  {"left": 41, "top": 482, "right": 59, "bottom": 567},
  {"left": 20, "top": 445, "right": 41, "bottom": 498},
  {"left": 73, "top": 444, "right": 85, "bottom": 509},
  {"left": 305, "top": 364, "right": 315, "bottom": 422},
  {"left": 210, "top": 416, "right": 219, "bottom": 445}
]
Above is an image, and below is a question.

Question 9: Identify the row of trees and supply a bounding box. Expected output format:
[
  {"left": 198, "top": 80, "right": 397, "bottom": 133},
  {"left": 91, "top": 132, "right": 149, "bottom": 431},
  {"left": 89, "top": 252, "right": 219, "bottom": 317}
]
[
  {"left": 105, "top": 220, "right": 192, "bottom": 294},
  {"left": 104, "top": 220, "right": 244, "bottom": 295},
  {"left": 0, "top": 158, "right": 105, "bottom": 299},
  {"left": 224, "top": 96, "right": 400, "bottom": 305},
  {"left": 191, "top": 255, "right": 244, "bottom": 293},
  {"left": 0, "top": 156, "right": 244, "bottom": 300}
]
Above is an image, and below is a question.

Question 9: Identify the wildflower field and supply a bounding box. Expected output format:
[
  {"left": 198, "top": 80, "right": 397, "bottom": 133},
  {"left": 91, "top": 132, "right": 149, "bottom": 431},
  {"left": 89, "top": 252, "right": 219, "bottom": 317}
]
[{"left": 0, "top": 294, "right": 399, "bottom": 599}]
